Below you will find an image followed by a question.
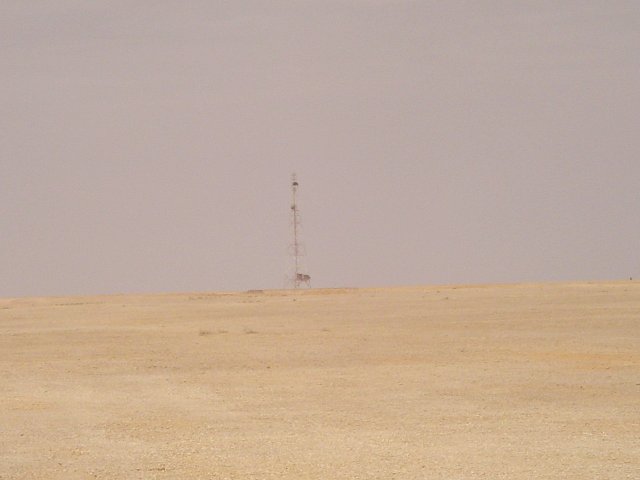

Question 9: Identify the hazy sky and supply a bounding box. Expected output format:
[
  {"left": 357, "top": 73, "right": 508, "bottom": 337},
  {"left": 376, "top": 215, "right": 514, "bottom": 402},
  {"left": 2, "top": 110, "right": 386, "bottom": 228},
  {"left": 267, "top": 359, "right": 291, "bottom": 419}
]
[{"left": 1, "top": 1, "right": 639, "bottom": 296}]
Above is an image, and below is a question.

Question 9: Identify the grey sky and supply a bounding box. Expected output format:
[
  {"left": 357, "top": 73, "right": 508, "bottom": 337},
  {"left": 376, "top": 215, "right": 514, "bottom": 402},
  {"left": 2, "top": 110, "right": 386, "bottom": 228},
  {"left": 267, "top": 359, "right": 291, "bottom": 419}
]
[{"left": 1, "top": 1, "right": 639, "bottom": 296}]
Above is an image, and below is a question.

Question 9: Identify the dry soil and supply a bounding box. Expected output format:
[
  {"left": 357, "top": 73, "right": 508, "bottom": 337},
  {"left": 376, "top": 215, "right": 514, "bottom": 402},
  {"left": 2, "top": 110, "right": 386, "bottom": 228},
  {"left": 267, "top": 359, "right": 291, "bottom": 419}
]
[{"left": 1, "top": 282, "right": 639, "bottom": 479}]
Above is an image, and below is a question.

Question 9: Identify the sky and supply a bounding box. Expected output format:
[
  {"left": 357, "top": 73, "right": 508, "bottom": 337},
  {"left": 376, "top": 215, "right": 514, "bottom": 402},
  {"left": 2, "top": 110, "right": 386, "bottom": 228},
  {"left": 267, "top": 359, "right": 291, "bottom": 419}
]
[{"left": 1, "top": 1, "right": 639, "bottom": 297}]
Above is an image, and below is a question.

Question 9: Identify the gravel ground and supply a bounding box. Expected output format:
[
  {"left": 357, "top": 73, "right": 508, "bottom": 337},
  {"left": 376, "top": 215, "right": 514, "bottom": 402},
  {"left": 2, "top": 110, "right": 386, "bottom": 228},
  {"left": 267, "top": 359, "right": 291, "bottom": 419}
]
[{"left": 1, "top": 282, "right": 639, "bottom": 479}]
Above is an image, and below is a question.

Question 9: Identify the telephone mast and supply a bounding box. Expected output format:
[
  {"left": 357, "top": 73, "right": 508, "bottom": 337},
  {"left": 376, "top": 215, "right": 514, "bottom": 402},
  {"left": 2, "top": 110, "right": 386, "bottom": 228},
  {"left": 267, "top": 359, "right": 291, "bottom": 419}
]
[{"left": 290, "top": 173, "right": 310, "bottom": 288}]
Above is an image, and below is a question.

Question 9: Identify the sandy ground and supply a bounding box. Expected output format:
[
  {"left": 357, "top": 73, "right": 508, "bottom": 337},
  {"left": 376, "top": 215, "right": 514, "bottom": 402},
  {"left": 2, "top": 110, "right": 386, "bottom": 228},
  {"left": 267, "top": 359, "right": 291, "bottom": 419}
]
[{"left": 1, "top": 281, "right": 638, "bottom": 479}]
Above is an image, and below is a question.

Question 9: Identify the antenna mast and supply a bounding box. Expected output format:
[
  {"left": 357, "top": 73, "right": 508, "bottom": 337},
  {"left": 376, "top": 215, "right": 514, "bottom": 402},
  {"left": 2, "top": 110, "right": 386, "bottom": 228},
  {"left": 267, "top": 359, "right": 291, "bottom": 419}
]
[{"left": 290, "top": 173, "right": 310, "bottom": 288}]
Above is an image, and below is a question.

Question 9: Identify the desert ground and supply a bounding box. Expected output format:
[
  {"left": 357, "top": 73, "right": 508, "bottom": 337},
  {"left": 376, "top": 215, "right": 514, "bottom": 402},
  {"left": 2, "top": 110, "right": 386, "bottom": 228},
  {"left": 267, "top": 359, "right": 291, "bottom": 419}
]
[{"left": 1, "top": 281, "right": 638, "bottom": 479}]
